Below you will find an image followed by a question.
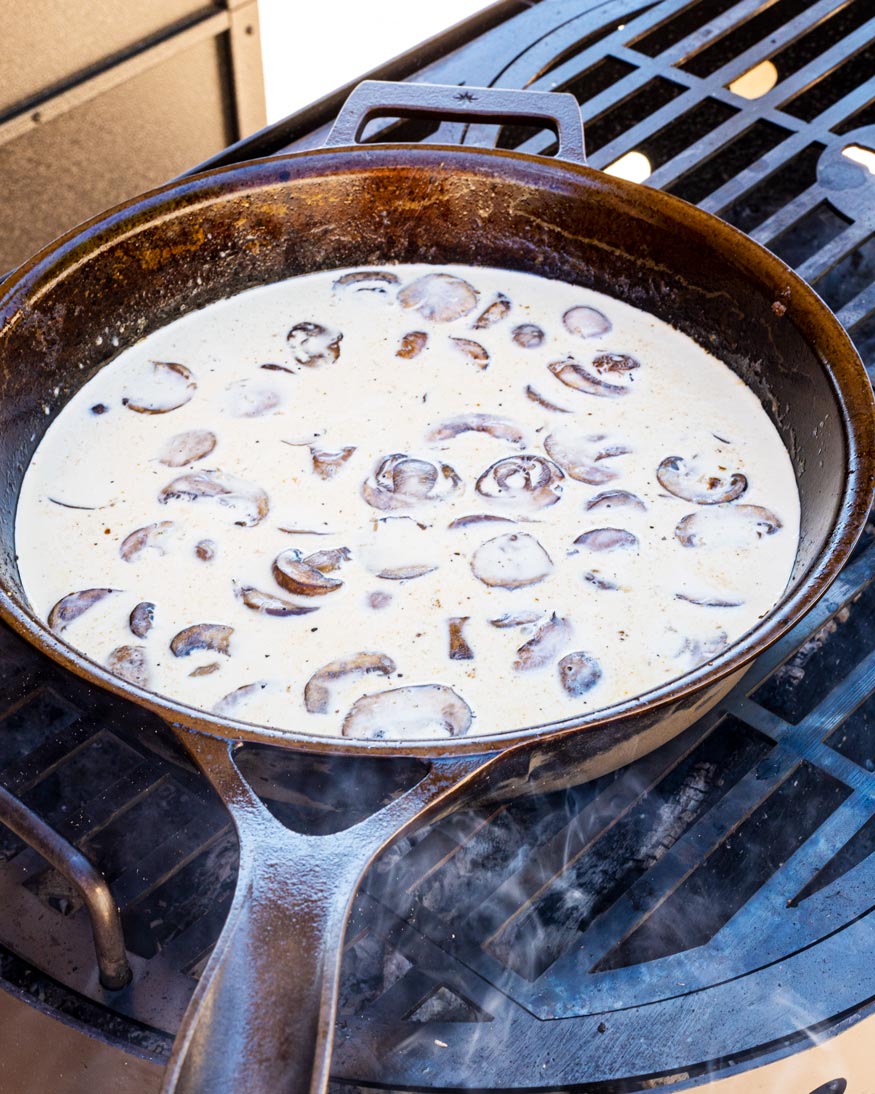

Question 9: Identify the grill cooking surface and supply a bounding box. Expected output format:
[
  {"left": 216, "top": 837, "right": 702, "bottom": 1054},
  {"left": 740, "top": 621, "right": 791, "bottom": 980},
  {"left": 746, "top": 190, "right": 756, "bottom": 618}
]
[{"left": 3, "top": 1, "right": 875, "bottom": 1090}]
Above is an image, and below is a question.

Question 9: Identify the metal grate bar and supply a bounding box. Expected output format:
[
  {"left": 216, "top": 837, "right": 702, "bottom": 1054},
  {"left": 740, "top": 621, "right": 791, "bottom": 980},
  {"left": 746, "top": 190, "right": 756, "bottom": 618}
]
[
  {"left": 796, "top": 217, "right": 873, "bottom": 283},
  {"left": 838, "top": 279, "right": 875, "bottom": 331},
  {"left": 741, "top": 183, "right": 822, "bottom": 241},
  {"left": 647, "top": 0, "right": 786, "bottom": 68}
]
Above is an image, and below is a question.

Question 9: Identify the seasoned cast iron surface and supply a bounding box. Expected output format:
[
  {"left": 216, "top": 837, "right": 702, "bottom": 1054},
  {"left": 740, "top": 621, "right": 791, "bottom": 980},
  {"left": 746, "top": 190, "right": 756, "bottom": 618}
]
[{"left": 3, "top": 0, "right": 875, "bottom": 1090}]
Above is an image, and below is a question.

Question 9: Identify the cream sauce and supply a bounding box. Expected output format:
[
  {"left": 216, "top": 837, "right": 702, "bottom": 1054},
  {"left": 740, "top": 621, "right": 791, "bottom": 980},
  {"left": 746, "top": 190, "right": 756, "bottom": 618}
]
[{"left": 15, "top": 265, "right": 800, "bottom": 739}]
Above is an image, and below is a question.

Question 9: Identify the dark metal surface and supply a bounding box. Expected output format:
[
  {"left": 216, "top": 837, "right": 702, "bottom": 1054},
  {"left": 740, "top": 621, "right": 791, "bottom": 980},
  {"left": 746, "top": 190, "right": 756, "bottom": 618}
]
[
  {"left": 3, "top": 2, "right": 875, "bottom": 1092},
  {"left": 0, "top": 783, "right": 130, "bottom": 991}
]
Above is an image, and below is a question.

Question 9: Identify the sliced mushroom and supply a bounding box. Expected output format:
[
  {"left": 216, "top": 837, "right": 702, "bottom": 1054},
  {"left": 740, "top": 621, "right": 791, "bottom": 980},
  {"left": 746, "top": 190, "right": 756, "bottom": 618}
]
[
  {"left": 124, "top": 361, "right": 196, "bottom": 414},
  {"left": 656, "top": 456, "right": 747, "bottom": 505},
  {"left": 425, "top": 414, "right": 525, "bottom": 446},
  {"left": 287, "top": 322, "right": 342, "bottom": 367},
  {"left": 304, "top": 546, "right": 351, "bottom": 573},
  {"left": 333, "top": 270, "right": 400, "bottom": 293},
  {"left": 170, "top": 623, "right": 233, "bottom": 658},
  {"left": 48, "top": 588, "right": 118, "bottom": 634},
  {"left": 448, "top": 513, "right": 517, "bottom": 530},
  {"left": 489, "top": 610, "right": 543, "bottom": 628},
  {"left": 225, "top": 380, "right": 281, "bottom": 418},
  {"left": 233, "top": 581, "right": 319, "bottom": 616},
  {"left": 514, "top": 613, "right": 573, "bottom": 671},
  {"left": 397, "top": 273, "right": 479, "bottom": 322},
  {"left": 190, "top": 662, "right": 221, "bottom": 677},
  {"left": 341, "top": 684, "right": 472, "bottom": 740},
  {"left": 304, "top": 652, "right": 397, "bottom": 714},
  {"left": 195, "top": 539, "right": 217, "bottom": 561},
  {"left": 272, "top": 549, "right": 343, "bottom": 596},
  {"left": 573, "top": 528, "right": 639, "bottom": 553},
  {"left": 475, "top": 454, "right": 563, "bottom": 509},
  {"left": 586, "top": 490, "right": 647, "bottom": 513},
  {"left": 548, "top": 357, "right": 632, "bottom": 398},
  {"left": 159, "top": 429, "right": 217, "bottom": 467},
  {"left": 544, "top": 432, "right": 630, "bottom": 485},
  {"left": 525, "top": 385, "right": 572, "bottom": 413},
  {"left": 214, "top": 681, "right": 271, "bottom": 717},
  {"left": 450, "top": 337, "right": 490, "bottom": 369},
  {"left": 448, "top": 618, "right": 474, "bottom": 661},
  {"left": 558, "top": 651, "right": 603, "bottom": 696},
  {"left": 471, "top": 532, "right": 553, "bottom": 588},
  {"left": 374, "top": 563, "right": 437, "bottom": 581},
  {"left": 397, "top": 331, "right": 428, "bottom": 359},
  {"left": 119, "top": 520, "right": 175, "bottom": 562},
  {"left": 584, "top": 571, "right": 621, "bottom": 591},
  {"left": 592, "top": 351, "right": 640, "bottom": 376},
  {"left": 472, "top": 293, "right": 511, "bottom": 329},
  {"left": 676, "top": 630, "right": 729, "bottom": 668},
  {"left": 362, "top": 454, "right": 461, "bottom": 511},
  {"left": 106, "top": 645, "right": 149, "bottom": 688},
  {"left": 129, "top": 601, "right": 155, "bottom": 638},
  {"left": 310, "top": 445, "right": 356, "bottom": 479},
  {"left": 159, "top": 470, "right": 269, "bottom": 527},
  {"left": 260, "top": 362, "right": 295, "bottom": 374},
  {"left": 562, "top": 306, "right": 611, "bottom": 339},
  {"left": 676, "top": 591, "right": 744, "bottom": 608},
  {"left": 675, "top": 504, "right": 782, "bottom": 549},
  {"left": 368, "top": 591, "right": 392, "bottom": 610},
  {"left": 513, "top": 324, "right": 545, "bottom": 349}
]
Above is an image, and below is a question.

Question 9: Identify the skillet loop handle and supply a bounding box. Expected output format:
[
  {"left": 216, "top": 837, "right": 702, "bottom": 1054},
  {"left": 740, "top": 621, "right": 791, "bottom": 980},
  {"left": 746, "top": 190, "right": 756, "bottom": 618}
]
[
  {"left": 161, "top": 729, "right": 505, "bottom": 1094},
  {"left": 327, "top": 80, "right": 587, "bottom": 166}
]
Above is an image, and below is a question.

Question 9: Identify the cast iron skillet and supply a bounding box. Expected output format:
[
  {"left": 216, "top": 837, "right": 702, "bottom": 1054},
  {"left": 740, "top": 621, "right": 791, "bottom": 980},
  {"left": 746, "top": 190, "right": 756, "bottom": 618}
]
[{"left": 0, "top": 83, "right": 872, "bottom": 1092}]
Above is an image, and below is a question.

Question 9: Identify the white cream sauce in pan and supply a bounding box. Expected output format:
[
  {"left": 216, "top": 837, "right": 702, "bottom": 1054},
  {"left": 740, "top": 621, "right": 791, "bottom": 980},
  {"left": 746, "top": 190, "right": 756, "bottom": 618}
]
[{"left": 15, "top": 265, "right": 800, "bottom": 740}]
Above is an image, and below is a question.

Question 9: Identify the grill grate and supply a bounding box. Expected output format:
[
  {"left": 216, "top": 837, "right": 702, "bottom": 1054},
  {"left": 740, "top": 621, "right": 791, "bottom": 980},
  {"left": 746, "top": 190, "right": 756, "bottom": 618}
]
[{"left": 2, "top": 1, "right": 875, "bottom": 1091}]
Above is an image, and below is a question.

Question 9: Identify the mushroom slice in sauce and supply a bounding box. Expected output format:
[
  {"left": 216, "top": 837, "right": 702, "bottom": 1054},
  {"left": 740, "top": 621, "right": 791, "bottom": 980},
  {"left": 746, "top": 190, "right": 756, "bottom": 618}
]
[
  {"left": 562, "top": 306, "right": 611, "bottom": 339},
  {"left": 448, "top": 618, "right": 474, "bottom": 660},
  {"left": 332, "top": 270, "right": 400, "bottom": 293},
  {"left": 342, "top": 684, "right": 472, "bottom": 740},
  {"left": 548, "top": 357, "right": 632, "bottom": 398},
  {"left": 471, "top": 532, "right": 553, "bottom": 588},
  {"left": 584, "top": 571, "right": 621, "bottom": 591},
  {"left": 426, "top": 413, "right": 524, "bottom": 446},
  {"left": 233, "top": 581, "right": 319, "bottom": 617},
  {"left": 489, "top": 610, "right": 543, "bottom": 628},
  {"left": 586, "top": 489, "right": 646, "bottom": 513},
  {"left": 656, "top": 456, "right": 747, "bottom": 505},
  {"left": 375, "top": 563, "right": 437, "bottom": 581},
  {"left": 475, "top": 455, "right": 564, "bottom": 509},
  {"left": 544, "top": 432, "right": 630, "bottom": 485},
  {"left": 524, "top": 385, "right": 572, "bottom": 414},
  {"left": 170, "top": 623, "right": 234, "bottom": 658},
  {"left": 513, "top": 613, "right": 573, "bottom": 671},
  {"left": 397, "top": 273, "right": 479, "bottom": 322},
  {"left": 107, "top": 645, "right": 149, "bottom": 688},
  {"left": 119, "top": 520, "right": 176, "bottom": 562},
  {"left": 124, "top": 361, "right": 196, "bottom": 414},
  {"left": 558, "top": 651, "right": 603, "bottom": 696},
  {"left": 225, "top": 380, "right": 281, "bottom": 418},
  {"left": 190, "top": 662, "right": 221, "bottom": 678},
  {"left": 214, "top": 681, "right": 271, "bottom": 717},
  {"left": 573, "top": 528, "right": 639, "bottom": 553},
  {"left": 676, "top": 630, "right": 729, "bottom": 669},
  {"left": 310, "top": 445, "right": 356, "bottom": 479},
  {"left": 449, "top": 337, "right": 490, "bottom": 369},
  {"left": 48, "top": 588, "right": 118, "bottom": 634},
  {"left": 448, "top": 513, "right": 517, "bottom": 530},
  {"left": 472, "top": 293, "right": 511, "bottom": 329},
  {"left": 368, "top": 591, "right": 392, "bottom": 610},
  {"left": 397, "top": 331, "right": 428, "bottom": 359},
  {"left": 287, "top": 322, "right": 342, "bottom": 367},
  {"left": 675, "top": 504, "right": 782, "bottom": 549},
  {"left": 304, "top": 546, "right": 351, "bottom": 573},
  {"left": 304, "top": 652, "right": 397, "bottom": 714},
  {"left": 159, "top": 469, "right": 269, "bottom": 527},
  {"left": 676, "top": 591, "right": 744, "bottom": 608},
  {"left": 129, "top": 601, "right": 155, "bottom": 638},
  {"left": 272, "top": 549, "right": 343, "bottom": 596},
  {"left": 363, "top": 454, "right": 461, "bottom": 511},
  {"left": 195, "top": 539, "right": 217, "bottom": 561},
  {"left": 158, "top": 429, "right": 217, "bottom": 467},
  {"left": 513, "top": 324, "right": 545, "bottom": 349}
]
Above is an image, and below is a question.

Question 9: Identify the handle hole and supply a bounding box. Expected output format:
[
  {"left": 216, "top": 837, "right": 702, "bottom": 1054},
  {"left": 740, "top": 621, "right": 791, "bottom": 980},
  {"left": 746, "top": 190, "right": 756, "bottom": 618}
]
[{"left": 360, "top": 114, "right": 442, "bottom": 145}]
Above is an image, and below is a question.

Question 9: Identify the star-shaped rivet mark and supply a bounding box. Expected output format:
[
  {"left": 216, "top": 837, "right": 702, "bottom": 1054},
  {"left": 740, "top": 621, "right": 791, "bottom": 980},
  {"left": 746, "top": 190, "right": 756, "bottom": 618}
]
[{"left": 454, "top": 91, "right": 478, "bottom": 102}]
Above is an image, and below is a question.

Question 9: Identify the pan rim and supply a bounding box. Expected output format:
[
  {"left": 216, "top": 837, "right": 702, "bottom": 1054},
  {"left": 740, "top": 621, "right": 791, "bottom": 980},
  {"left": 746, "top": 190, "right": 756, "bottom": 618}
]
[{"left": 1, "top": 142, "right": 872, "bottom": 758}]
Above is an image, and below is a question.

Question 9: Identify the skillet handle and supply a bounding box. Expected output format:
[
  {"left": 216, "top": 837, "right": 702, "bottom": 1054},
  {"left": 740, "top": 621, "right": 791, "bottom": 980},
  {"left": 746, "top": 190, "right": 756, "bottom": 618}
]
[
  {"left": 326, "top": 80, "right": 587, "bottom": 166},
  {"left": 160, "top": 728, "right": 506, "bottom": 1094}
]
